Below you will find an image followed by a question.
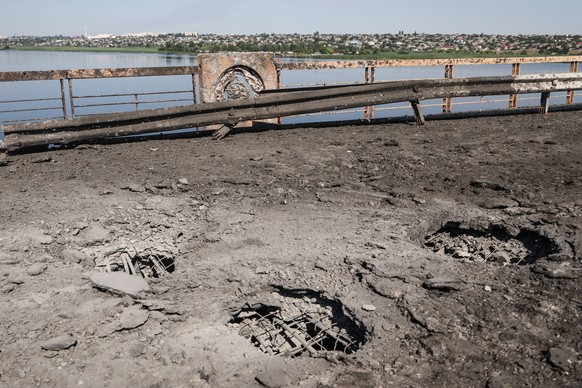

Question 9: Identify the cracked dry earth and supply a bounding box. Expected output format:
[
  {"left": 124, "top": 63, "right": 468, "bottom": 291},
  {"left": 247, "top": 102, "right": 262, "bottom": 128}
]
[{"left": 0, "top": 111, "right": 581, "bottom": 387}]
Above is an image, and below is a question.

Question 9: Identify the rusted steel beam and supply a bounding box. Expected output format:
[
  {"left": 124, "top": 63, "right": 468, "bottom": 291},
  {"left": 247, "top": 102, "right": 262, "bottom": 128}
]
[
  {"left": 0, "top": 66, "right": 198, "bottom": 82},
  {"left": 275, "top": 56, "right": 582, "bottom": 71},
  {"left": 3, "top": 73, "right": 582, "bottom": 152}
]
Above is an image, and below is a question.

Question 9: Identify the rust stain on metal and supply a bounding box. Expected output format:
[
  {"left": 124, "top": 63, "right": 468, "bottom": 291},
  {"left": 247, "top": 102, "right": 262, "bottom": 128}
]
[
  {"left": 0, "top": 70, "right": 69, "bottom": 82},
  {"left": 0, "top": 67, "right": 198, "bottom": 82},
  {"left": 65, "top": 66, "right": 198, "bottom": 80},
  {"left": 275, "top": 56, "right": 582, "bottom": 70}
]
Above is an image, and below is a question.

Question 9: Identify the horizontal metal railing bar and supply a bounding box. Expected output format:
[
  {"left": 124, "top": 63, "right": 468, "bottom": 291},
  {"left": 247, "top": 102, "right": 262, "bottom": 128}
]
[
  {"left": 375, "top": 78, "right": 442, "bottom": 83},
  {"left": 74, "top": 101, "right": 140, "bottom": 109},
  {"left": 0, "top": 106, "right": 62, "bottom": 114},
  {"left": 0, "top": 66, "right": 199, "bottom": 82},
  {"left": 135, "top": 98, "right": 194, "bottom": 105},
  {"left": 519, "top": 96, "right": 563, "bottom": 101},
  {"left": 0, "top": 97, "right": 62, "bottom": 104},
  {"left": 282, "top": 81, "right": 361, "bottom": 88},
  {"left": 74, "top": 98, "right": 194, "bottom": 109},
  {"left": 451, "top": 100, "right": 508, "bottom": 106},
  {"left": 289, "top": 108, "right": 366, "bottom": 118},
  {"left": 6, "top": 57, "right": 574, "bottom": 83},
  {"left": 1, "top": 116, "right": 63, "bottom": 124},
  {"left": 417, "top": 103, "right": 442, "bottom": 108},
  {"left": 292, "top": 95, "right": 574, "bottom": 116},
  {"left": 294, "top": 97, "right": 520, "bottom": 114},
  {"left": 276, "top": 56, "right": 582, "bottom": 71},
  {"left": 374, "top": 106, "right": 411, "bottom": 111},
  {"left": 73, "top": 89, "right": 194, "bottom": 99}
]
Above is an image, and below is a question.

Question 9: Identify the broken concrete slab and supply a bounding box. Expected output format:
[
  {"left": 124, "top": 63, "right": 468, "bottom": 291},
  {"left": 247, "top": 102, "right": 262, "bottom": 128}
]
[
  {"left": 546, "top": 346, "right": 576, "bottom": 371},
  {"left": 80, "top": 223, "right": 111, "bottom": 245},
  {"left": 367, "top": 278, "right": 409, "bottom": 299},
  {"left": 40, "top": 335, "right": 77, "bottom": 351},
  {"left": 470, "top": 178, "right": 507, "bottom": 191},
  {"left": 90, "top": 272, "right": 151, "bottom": 298},
  {"left": 62, "top": 248, "right": 93, "bottom": 267},
  {"left": 120, "top": 306, "right": 149, "bottom": 330},
  {"left": 96, "top": 321, "right": 121, "bottom": 338},
  {"left": 28, "top": 229, "right": 54, "bottom": 246},
  {"left": 422, "top": 276, "right": 463, "bottom": 292},
  {"left": 531, "top": 261, "right": 580, "bottom": 279},
  {"left": 27, "top": 263, "right": 48, "bottom": 276}
]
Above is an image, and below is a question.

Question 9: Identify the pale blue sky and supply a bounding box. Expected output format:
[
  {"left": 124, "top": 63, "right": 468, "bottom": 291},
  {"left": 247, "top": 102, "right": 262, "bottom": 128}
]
[{"left": 1, "top": 0, "right": 581, "bottom": 36}]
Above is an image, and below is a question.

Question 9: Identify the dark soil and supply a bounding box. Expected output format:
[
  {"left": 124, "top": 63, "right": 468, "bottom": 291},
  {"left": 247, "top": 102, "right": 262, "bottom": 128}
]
[{"left": 0, "top": 111, "right": 581, "bottom": 387}]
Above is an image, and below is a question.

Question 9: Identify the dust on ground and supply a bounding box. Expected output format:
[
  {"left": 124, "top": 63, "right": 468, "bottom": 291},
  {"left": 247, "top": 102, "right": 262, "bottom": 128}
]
[{"left": 0, "top": 111, "right": 581, "bottom": 387}]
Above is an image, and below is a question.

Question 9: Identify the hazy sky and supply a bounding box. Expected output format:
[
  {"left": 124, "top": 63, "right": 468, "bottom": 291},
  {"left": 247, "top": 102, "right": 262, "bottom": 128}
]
[{"left": 1, "top": 0, "right": 581, "bottom": 36}]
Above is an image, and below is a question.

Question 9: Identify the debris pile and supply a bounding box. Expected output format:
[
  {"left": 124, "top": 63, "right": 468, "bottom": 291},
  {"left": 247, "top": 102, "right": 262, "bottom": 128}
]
[
  {"left": 229, "top": 290, "right": 365, "bottom": 358},
  {"left": 88, "top": 238, "right": 177, "bottom": 278},
  {"left": 425, "top": 222, "right": 559, "bottom": 265}
]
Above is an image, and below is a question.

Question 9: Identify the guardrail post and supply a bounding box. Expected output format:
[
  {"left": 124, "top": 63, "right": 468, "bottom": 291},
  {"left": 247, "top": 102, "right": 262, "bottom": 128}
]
[
  {"left": 443, "top": 64, "right": 454, "bottom": 113},
  {"left": 59, "top": 79, "right": 68, "bottom": 120},
  {"left": 509, "top": 63, "right": 521, "bottom": 109},
  {"left": 134, "top": 94, "right": 139, "bottom": 111},
  {"left": 191, "top": 73, "right": 197, "bottom": 105},
  {"left": 369, "top": 66, "right": 375, "bottom": 120},
  {"left": 277, "top": 69, "right": 282, "bottom": 125},
  {"left": 567, "top": 61, "right": 579, "bottom": 105},
  {"left": 364, "top": 66, "right": 376, "bottom": 121},
  {"left": 364, "top": 66, "right": 370, "bottom": 120},
  {"left": 410, "top": 99, "right": 425, "bottom": 125},
  {"left": 539, "top": 92, "right": 551, "bottom": 115},
  {"left": 67, "top": 78, "right": 76, "bottom": 119}
]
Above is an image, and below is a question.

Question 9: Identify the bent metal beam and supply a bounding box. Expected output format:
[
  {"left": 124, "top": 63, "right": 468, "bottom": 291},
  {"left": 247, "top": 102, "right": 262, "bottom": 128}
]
[{"left": 1, "top": 73, "right": 582, "bottom": 153}]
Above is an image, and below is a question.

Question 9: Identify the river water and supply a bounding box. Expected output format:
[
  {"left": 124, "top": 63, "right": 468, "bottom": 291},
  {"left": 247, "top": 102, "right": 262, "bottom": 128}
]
[{"left": 0, "top": 50, "right": 578, "bottom": 140}]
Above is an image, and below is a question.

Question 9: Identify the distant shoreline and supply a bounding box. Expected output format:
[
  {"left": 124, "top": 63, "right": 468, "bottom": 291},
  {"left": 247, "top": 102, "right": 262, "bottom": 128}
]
[{"left": 2, "top": 46, "right": 546, "bottom": 60}]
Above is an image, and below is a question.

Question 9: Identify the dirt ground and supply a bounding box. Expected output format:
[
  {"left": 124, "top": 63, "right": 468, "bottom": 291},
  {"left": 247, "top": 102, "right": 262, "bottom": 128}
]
[{"left": 0, "top": 111, "right": 581, "bottom": 387}]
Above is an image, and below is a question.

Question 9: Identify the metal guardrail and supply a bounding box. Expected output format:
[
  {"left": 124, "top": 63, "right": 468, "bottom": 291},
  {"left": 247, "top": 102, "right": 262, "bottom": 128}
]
[
  {"left": 0, "top": 55, "right": 580, "bottom": 134},
  {"left": 275, "top": 56, "right": 581, "bottom": 119},
  {"left": 2, "top": 72, "right": 582, "bottom": 153},
  {"left": 0, "top": 66, "right": 199, "bottom": 124}
]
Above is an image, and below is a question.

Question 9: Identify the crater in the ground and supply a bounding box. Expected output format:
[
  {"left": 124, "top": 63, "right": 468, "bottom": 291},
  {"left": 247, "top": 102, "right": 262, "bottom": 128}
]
[
  {"left": 100, "top": 249, "right": 176, "bottom": 278},
  {"left": 228, "top": 287, "right": 367, "bottom": 358},
  {"left": 425, "top": 221, "right": 559, "bottom": 265}
]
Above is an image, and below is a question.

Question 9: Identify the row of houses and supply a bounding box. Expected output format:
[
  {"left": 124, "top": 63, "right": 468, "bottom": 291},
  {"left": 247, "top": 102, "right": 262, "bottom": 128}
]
[{"left": 2, "top": 33, "right": 581, "bottom": 55}]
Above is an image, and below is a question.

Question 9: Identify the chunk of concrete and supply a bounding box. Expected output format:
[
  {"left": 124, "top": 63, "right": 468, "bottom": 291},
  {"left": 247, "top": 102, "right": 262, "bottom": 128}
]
[
  {"left": 81, "top": 223, "right": 111, "bottom": 245},
  {"left": 41, "top": 335, "right": 77, "bottom": 351},
  {"left": 120, "top": 306, "right": 149, "bottom": 330},
  {"left": 27, "top": 263, "right": 48, "bottom": 276},
  {"left": 90, "top": 272, "right": 151, "bottom": 298},
  {"left": 423, "top": 276, "right": 463, "bottom": 292},
  {"left": 62, "top": 248, "right": 93, "bottom": 267}
]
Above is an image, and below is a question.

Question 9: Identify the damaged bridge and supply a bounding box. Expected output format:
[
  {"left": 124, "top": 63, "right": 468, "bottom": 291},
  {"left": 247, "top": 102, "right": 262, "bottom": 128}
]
[{"left": 1, "top": 53, "right": 581, "bottom": 153}]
